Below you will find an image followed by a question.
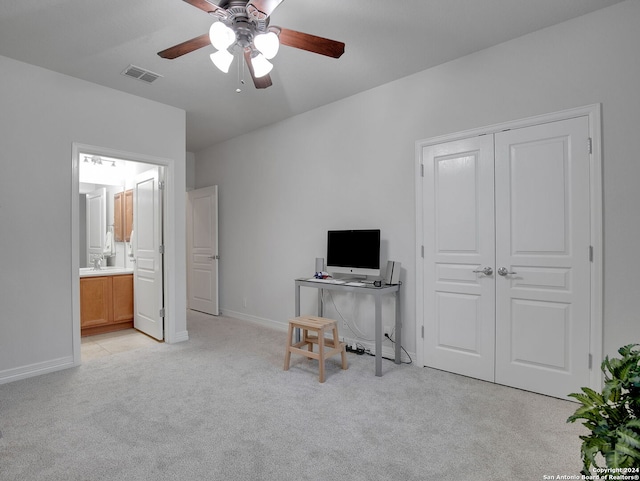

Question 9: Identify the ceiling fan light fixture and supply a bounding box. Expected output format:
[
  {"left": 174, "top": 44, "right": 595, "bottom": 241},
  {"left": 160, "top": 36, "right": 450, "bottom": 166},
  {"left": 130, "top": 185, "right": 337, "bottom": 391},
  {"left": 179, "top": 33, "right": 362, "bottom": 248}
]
[
  {"left": 210, "top": 49, "right": 234, "bottom": 73},
  {"left": 209, "top": 21, "right": 235, "bottom": 50},
  {"left": 254, "top": 31, "right": 279, "bottom": 59},
  {"left": 251, "top": 53, "right": 273, "bottom": 78}
]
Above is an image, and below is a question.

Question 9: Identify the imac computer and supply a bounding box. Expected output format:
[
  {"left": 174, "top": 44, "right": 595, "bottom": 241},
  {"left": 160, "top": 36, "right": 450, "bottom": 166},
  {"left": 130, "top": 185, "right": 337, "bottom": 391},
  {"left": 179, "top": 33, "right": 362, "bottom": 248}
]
[{"left": 326, "top": 229, "right": 381, "bottom": 277}]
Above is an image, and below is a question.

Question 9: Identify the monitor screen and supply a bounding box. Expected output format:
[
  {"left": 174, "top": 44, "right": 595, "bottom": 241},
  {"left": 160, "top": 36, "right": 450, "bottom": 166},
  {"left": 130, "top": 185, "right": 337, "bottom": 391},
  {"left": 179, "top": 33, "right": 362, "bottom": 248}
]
[{"left": 327, "top": 229, "right": 381, "bottom": 277}]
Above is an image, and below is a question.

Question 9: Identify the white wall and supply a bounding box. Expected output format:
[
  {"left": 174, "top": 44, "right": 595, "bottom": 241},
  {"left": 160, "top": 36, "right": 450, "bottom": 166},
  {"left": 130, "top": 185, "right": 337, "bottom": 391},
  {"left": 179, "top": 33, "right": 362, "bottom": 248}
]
[
  {"left": 194, "top": 0, "right": 640, "bottom": 360},
  {"left": 0, "top": 55, "right": 187, "bottom": 383}
]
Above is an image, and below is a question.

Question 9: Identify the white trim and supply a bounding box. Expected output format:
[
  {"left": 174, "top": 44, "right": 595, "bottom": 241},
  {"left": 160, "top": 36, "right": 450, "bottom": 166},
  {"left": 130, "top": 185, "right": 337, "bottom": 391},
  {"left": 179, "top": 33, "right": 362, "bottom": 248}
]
[
  {"left": 72, "top": 143, "right": 188, "bottom": 367},
  {"left": 219, "top": 308, "right": 288, "bottom": 332},
  {"left": 0, "top": 357, "right": 75, "bottom": 385},
  {"left": 415, "top": 104, "right": 604, "bottom": 390},
  {"left": 218, "top": 309, "right": 416, "bottom": 365}
]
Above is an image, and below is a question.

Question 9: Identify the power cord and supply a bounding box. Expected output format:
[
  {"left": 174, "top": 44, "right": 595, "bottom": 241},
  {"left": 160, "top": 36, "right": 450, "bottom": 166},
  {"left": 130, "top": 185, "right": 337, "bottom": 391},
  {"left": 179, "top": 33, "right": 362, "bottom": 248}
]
[{"left": 344, "top": 335, "right": 412, "bottom": 365}]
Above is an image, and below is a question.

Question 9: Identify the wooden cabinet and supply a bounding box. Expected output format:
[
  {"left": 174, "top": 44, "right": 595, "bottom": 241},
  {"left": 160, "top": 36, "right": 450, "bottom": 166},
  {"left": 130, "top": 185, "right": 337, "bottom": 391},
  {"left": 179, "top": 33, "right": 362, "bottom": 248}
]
[
  {"left": 114, "top": 192, "right": 123, "bottom": 242},
  {"left": 114, "top": 189, "right": 133, "bottom": 242},
  {"left": 124, "top": 189, "right": 133, "bottom": 242},
  {"left": 80, "top": 274, "right": 134, "bottom": 336}
]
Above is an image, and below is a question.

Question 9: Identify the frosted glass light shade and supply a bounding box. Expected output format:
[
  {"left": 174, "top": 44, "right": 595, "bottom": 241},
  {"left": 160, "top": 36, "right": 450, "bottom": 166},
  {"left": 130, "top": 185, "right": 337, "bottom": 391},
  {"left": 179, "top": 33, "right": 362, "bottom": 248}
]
[
  {"left": 251, "top": 53, "right": 273, "bottom": 78},
  {"left": 210, "top": 50, "right": 234, "bottom": 73},
  {"left": 209, "top": 22, "right": 235, "bottom": 50},
  {"left": 254, "top": 32, "right": 279, "bottom": 59}
]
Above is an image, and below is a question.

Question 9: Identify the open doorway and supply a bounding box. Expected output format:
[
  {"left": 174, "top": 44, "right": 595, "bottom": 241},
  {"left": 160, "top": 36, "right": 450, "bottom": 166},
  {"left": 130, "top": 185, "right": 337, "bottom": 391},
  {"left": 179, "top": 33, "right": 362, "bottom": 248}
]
[{"left": 71, "top": 143, "right": 184, "bottom": 364}]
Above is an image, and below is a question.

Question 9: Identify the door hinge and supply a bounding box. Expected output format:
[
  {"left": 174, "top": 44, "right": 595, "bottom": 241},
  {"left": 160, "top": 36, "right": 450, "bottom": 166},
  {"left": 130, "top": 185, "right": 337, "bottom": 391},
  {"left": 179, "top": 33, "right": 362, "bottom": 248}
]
[
  {"left": 589, "top": 245, "right": 593, "bottom": 262},
  {"left": 420, "top": 163, "right": 424, "bottom": 177},
  {"left": 589, "top": 353, "right": 593, "bottom": 369},
  {"left": 159, "top": 180, "right": 165, "bottom": 190},
  {"left": 421, "top": 325, "right": 424, "bottom": 338},
  {"left": 421, "top": 245, "right": 424, "bottom": 258},
  {"left": 587, "top": 137, "right": 593, "bottom": 154},
  {"left": 159, "top": 308, "right": 165, "bottom": 318},
  {"left": 159, "top": 245, "right": 165, "bottom": 254}
]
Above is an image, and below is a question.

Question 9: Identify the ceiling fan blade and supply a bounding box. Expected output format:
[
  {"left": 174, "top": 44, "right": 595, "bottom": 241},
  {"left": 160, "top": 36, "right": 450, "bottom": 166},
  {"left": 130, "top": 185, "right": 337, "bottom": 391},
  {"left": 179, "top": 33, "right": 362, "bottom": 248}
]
[
  {"left": 243, "top": 50, "right": 273, "bottom": 89},
  {"left": 182, "top": 0, "right": 226, "bottom": 16},
  {"left": 277, "top": 28, "right": 345, "bottom": 58},
  {"left": 246, "top": 0, "right": 284, "bottom": 20},
  {"left": 158, "top": 33, "right": 210, "bottom": 59}
]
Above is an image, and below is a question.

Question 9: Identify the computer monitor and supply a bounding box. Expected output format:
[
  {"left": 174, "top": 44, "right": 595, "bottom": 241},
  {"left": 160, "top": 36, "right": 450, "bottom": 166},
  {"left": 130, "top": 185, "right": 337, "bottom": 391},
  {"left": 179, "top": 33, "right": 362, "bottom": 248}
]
[{"left": 326, "top": 229, "right": 381, "bottom": 277}]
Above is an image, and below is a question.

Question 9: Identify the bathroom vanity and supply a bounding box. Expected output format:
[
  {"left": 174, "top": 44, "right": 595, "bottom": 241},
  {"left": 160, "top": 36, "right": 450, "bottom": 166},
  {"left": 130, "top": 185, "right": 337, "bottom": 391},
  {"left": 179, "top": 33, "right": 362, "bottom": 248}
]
[{"left": 80, "top": 267, "right": 134, "bottom": 336}]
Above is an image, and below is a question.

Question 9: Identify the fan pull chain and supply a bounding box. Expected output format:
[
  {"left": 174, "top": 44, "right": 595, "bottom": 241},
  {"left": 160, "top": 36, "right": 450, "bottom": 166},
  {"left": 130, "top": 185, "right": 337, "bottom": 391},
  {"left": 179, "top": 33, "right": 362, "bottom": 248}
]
[{"left": 236, "top": 48, "right": 245, "bottom": 93}]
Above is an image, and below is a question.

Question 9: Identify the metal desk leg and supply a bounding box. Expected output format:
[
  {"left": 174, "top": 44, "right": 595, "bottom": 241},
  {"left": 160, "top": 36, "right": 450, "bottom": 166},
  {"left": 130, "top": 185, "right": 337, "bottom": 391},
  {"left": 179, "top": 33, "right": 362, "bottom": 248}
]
[
  {"left": 294, "top": 284, "right": 301, "bottom": 342},
  {"left": 375, "top": 293, "right": 382, "bottom": 377},
  {"left": 395, "top": 289, "right": 401, "bottom": 364}
]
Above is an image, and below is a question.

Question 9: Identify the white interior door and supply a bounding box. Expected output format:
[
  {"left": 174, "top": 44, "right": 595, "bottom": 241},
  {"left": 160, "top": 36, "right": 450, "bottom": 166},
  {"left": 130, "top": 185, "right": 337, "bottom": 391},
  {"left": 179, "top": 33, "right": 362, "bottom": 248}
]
[
  {"left": 187, "top": 186, "right": 219, "bottom": 315},
  {"left": 86, "top": 188, "right": 106, "bottom": 265},
  {"left": 494, "top": 117, "right": 591, "bottom": 398},
  {"left": 420, "top": 115, "right": 593, "bottom": 398},
  {"left": 422, "top": 136, "right": 496, "bottom": 382},
  {"left": 133, "top": 168, "right": 164, "bottom": 340}
]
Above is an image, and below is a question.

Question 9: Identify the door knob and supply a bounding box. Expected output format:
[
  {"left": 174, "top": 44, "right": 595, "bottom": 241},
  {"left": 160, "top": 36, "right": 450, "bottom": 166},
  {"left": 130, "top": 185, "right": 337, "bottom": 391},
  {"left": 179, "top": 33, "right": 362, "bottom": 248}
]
[
  {"left": 497, "top": 267, "right": 517, "bottom": 276},
  {"left": 472, "top": 266, "right": 493, "bottom": 276}
]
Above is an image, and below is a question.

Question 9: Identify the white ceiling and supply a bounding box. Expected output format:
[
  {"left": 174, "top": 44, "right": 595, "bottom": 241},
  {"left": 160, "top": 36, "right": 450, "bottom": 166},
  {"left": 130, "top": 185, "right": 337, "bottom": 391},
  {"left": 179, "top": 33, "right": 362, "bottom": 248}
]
[{"left": 0, "top": 0, "right": 624, "bottom": 152}]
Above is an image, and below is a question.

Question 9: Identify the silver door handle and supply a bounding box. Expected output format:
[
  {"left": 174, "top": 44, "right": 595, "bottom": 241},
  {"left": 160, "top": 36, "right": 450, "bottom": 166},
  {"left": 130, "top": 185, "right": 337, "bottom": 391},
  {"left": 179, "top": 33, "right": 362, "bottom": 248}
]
[
  {"left": 473, "top": 267, "right": 493, "bottom": 276},
  {"left": 207, "top": 255, "right": 220, "bottom": 260},
  {"left": 497, "top": 267, "right": 517, "bottom": 276}
]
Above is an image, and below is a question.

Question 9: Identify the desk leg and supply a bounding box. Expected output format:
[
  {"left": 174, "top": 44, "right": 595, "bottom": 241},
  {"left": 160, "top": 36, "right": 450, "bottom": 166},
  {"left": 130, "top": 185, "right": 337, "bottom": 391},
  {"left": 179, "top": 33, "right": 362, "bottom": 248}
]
[
  {"left": 375, "top": 294, "right": 382, "bottom": 377},
  {"left": 294, "top": 284, "right": 301, "bottom": 342},
  {"left": 395, "top": 289, "right": 401, "bottom": 364}
]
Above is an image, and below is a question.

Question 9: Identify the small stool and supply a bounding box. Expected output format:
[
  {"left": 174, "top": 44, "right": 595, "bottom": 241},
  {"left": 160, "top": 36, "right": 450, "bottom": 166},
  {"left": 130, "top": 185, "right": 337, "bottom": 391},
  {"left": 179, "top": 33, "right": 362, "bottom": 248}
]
[{"left": 284, "top": 316, "right": 348, "bottom": 383}]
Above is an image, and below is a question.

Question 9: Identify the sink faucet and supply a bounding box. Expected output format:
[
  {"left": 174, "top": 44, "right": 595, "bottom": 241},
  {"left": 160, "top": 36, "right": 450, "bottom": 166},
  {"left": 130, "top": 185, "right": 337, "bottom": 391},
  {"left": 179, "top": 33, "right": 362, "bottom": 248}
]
[{"left": 92, "top": 256, "right": 103, "bottom": 270}]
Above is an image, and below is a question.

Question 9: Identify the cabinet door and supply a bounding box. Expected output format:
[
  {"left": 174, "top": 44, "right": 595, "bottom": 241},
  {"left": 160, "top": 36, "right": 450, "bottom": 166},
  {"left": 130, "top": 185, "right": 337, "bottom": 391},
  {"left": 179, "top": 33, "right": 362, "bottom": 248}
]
[
  {"left": 80, "top": 277, "right": 113, "bottom": 327},
  {"left": 114, "top": 191, "right": 124, "bottom": 242},
  {"left": 124, "top": 189, "right": 133, "bottom": 242},
  {"left": 112, "top": 274, "right": 134, "bottom": 322}
]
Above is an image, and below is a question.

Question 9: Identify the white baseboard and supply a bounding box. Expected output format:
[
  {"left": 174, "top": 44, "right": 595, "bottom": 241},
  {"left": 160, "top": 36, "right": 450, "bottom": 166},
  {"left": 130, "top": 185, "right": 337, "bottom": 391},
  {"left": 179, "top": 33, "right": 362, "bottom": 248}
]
[
  {"left": 0, "top": 356, "right": 76, "bottom": 385},
  {"left": 219, "top": 309, "right": 288, "bottom": 332},
  {"left": 219, "top": 309, "right": 415, "bottom": 364},
  {"left": 168, "top": 330, "right": 190, "bottom": 343}
]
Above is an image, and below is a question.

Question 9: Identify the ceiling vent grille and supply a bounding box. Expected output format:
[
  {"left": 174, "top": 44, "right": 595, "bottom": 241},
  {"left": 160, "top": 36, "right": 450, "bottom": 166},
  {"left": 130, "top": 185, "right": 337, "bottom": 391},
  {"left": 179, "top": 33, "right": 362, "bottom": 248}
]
[{"left": 121, "top": 64, "right": 162, "bottom": 84}]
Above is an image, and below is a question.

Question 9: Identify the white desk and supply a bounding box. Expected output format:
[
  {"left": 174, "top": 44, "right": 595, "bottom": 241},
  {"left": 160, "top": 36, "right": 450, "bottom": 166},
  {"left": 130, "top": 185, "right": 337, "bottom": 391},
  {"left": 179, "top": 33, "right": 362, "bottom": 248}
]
[{"left": 294, "top": 278, "right": 401, "bottom": 376}]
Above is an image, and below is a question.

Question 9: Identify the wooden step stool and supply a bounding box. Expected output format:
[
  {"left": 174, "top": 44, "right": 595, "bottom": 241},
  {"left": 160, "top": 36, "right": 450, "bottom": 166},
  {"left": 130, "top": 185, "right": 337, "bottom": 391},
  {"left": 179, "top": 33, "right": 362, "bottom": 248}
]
[{"left": 284, "top": 316, "right": 348, "bottom": 383}]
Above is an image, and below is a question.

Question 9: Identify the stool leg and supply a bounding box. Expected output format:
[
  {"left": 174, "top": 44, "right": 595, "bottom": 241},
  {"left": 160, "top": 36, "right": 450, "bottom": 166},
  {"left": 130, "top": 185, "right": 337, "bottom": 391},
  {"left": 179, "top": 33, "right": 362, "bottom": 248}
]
[
  {"left": 333, "top": 324, "right": 348, "bottom": 370},
  {"left": 304, "top": 329, "right": 313, "bottom": 352},
  {"left": 284, "top": 322, "right": 294, "bottom": 371},
  {"left": 318, "top": 327, "right": 326, "bottom": 383}
]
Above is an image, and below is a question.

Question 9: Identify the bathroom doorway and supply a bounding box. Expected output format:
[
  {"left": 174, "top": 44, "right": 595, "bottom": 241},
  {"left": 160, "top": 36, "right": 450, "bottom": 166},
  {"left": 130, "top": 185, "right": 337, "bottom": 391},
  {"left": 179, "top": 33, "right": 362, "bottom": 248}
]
[{"left": 72, "top": 144, "right": 176, "bottom": 363}]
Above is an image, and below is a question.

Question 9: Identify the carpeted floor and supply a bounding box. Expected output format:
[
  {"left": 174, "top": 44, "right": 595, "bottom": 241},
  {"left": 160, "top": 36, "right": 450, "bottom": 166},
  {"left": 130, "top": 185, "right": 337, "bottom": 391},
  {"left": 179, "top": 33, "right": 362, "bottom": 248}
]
[{"left": 0, "top": 310, "right": 585, "bottom": 480}]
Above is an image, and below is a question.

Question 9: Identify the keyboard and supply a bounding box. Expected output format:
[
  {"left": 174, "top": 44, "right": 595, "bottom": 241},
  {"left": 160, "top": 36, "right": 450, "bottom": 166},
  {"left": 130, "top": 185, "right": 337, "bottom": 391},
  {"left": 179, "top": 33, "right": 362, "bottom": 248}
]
[
  {"left": 344, "top": 282, "right": 366, "bottom": 287},
  {"left": 305, "top": 278, "right": 346, "bottom": 284}
]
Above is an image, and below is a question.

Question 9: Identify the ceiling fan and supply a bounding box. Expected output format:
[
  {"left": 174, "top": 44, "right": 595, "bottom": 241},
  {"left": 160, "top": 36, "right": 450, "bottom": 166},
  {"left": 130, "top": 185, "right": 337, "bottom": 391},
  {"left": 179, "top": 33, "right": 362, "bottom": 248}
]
[{"left": 158, "top": 0, "right": 345, "bottom": 89}]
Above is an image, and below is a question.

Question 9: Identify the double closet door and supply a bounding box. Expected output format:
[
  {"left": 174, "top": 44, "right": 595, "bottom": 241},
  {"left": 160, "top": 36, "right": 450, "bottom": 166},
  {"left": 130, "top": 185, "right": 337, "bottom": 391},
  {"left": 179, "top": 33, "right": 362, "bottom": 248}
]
[{"left": 420, "top": 116, "right": 592, "bottom": 399}]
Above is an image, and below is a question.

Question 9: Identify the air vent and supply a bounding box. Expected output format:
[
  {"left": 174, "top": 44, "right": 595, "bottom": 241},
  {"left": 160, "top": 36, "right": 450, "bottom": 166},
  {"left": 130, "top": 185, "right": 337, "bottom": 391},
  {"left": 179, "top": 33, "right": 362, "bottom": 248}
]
[{"left": 121, "top": 64, "right": 162, "bottom": 84}]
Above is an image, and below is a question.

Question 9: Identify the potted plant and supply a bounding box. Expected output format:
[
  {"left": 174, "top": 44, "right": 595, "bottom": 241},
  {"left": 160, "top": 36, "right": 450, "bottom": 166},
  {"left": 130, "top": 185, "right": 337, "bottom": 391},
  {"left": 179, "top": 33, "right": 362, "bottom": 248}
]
[{"left": 567, "top": 344, "right": 640, "bottom": 473}]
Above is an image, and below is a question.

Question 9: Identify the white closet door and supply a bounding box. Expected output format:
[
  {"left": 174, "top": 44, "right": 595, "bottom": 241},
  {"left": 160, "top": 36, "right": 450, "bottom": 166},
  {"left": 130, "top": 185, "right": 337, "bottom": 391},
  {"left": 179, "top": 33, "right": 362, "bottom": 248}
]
[
  {"left": 494, "top": 117, "right": 591, "bottom": 398},
  {"left": 422, "top": 135, "right": 496, "bottom": 382},
  {"left": 419, "top": 115, "right": 593, "bottom": 399}
]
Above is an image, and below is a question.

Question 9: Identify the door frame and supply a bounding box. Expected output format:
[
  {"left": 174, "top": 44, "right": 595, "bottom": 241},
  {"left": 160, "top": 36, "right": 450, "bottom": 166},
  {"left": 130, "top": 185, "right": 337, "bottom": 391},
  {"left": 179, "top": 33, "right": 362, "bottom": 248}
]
[
  {"left": 71, "top": 143, "right": 186, "bottom": 365},
  {"left": 415, "top": 104, "right": 603, "bottom": 390}
]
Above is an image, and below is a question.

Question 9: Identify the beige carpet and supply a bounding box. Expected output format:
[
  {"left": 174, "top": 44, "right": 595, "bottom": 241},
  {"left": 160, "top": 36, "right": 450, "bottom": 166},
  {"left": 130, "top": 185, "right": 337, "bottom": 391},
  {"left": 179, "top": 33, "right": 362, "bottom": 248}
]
[{"left": 0, "top": 310, "right": 585, "bottom": 480}]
